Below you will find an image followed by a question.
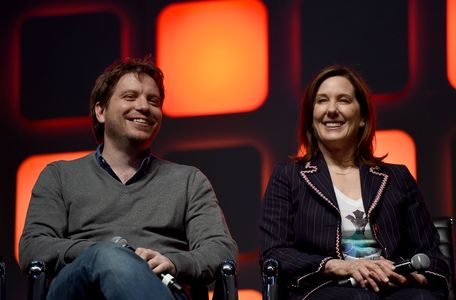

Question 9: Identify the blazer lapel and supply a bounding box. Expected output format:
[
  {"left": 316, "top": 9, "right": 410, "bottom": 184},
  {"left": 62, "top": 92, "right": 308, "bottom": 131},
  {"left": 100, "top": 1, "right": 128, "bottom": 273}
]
[
  {"left": 360, "top": 165, "right": 389, "bottom": 219},
  {"left": 298, "top": 155, "right": 339, "bottom": 213}
]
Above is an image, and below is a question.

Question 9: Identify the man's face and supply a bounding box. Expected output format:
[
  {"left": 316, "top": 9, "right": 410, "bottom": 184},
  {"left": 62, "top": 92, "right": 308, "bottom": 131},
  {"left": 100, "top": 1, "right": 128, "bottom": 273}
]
[{"left": 95, "top": 73, "right": 163, "bottom": 150}]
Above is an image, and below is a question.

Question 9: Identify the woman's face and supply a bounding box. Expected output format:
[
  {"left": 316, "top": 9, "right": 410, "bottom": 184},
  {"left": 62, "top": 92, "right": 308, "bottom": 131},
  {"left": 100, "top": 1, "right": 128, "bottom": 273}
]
[{"left": 312, "top": 76, "right": 364, "bottom": 152}]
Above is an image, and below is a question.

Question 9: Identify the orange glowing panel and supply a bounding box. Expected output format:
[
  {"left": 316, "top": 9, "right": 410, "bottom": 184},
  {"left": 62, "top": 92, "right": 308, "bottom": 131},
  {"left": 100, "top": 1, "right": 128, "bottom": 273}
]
[
  {"left": 296, "top": 130, "right": 416, "bottom": 178},
  {"left": 448, "top": 0, "right": 456, "bottom": 89},
  {"left": 157, "top": 0, "right": 268, "bottom": 117},
  {"left": 15, "top": 151, "right": 91, "bottom": 262},
  {"left": 375, "top": 130, "right": 416, "bottom": 178},
  {"left": 209, "top": 289, "right": 261, "bottom": 300}
]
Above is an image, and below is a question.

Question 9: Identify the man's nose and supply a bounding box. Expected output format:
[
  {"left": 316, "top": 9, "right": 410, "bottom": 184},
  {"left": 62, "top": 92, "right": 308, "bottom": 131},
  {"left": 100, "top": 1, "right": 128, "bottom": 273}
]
[{"left": 135, "top": 95, "right": 149, "bottom": 110}]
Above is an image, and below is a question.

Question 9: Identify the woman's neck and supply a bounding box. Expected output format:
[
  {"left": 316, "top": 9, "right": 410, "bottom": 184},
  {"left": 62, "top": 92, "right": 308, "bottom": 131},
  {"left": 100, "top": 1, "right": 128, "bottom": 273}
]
[{"left": 318, "top": 143, "right": 357, "bottom": 169}]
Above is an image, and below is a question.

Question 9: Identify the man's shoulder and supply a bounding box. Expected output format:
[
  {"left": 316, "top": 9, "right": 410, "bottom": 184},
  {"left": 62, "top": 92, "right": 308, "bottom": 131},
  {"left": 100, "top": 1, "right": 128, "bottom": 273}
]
[
  {"left": 47, "top": 152, "right": 95, "bottom": 170},
  {"left": 153, "top": 158, "right": 201, "bottom": 175}
]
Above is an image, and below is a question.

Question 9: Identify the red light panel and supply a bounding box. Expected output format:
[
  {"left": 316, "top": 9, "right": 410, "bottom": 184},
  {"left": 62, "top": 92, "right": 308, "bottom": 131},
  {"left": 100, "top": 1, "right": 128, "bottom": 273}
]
[
  {"left": 15, "top": 151, "right": 91, "bottom": 261},
  {"left": 157, "top": 0, "right": 268, "bottom": 117},
  {"left": 375, "top": 130, "right": 416, "bottom": 178},
  {"left": 448, "top": 0, "right": 456, "bottom": 88}
]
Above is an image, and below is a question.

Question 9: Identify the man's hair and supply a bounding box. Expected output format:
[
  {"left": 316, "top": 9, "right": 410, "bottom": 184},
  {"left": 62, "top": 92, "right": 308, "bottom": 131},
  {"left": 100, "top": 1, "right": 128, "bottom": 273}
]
[
  {"left": 294, "top": 65, "right": 385, "bottom": 166},
  {"left": 89, "top": 56, "right": 165, "bottom": 143}
]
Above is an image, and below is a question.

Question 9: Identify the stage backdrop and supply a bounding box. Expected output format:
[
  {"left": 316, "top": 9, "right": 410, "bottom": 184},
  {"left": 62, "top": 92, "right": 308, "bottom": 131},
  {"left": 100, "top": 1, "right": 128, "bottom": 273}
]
[{"left": 1, "top": 0, "right": 455, "bottom": 299}]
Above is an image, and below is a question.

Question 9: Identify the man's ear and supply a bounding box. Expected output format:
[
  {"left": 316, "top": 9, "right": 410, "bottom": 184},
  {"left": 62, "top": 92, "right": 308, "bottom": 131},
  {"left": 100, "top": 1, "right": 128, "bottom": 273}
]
[{"left": 95, "top": 102, "right": 106, "bottom": 123}]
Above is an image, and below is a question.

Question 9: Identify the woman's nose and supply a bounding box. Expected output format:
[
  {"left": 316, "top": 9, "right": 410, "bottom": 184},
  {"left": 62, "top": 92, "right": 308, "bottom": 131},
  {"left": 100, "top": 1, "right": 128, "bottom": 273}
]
[{"left": 327, "top": 100, "right": 338, "bottom": 114}]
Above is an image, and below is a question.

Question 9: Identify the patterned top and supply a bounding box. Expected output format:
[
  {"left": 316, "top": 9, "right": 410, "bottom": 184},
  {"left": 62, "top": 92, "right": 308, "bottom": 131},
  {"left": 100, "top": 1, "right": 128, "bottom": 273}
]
[{"left": 334, "top": 186, "right": 381, "bottom": 260}]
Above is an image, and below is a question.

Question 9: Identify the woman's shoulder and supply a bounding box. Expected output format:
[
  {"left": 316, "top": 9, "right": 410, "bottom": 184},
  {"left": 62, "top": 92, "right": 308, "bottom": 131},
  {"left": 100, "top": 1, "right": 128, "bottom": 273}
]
[
  {"left": 374, "top": 162, "right": 408, "bottom": 171},
  {"left": 269, "top": 160, "right": 310, "bottom": 180},
  {"left": 273, "top": 159, "right": 305, "bottom": 171},
  {"left": 371, "top": 162, "right": 414, "bottom": 179}
]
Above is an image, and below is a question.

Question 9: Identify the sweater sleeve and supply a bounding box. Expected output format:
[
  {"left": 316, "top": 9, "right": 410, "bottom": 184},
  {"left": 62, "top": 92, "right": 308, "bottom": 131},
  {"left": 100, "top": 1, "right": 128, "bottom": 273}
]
[
  {"left": 165, "top": 169, "right": 238, "bottom": 285},
  {"left": 19, "top": 163, "right": 95, "bottom": 276}
]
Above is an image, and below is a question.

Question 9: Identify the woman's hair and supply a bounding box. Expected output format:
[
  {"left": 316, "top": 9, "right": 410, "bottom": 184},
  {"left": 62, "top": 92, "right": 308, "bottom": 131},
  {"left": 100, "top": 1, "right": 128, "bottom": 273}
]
[
  {"left": 89, "top": 56, "right": 165, "bottom": 143},
  {"left": 294, "top": 65, "right": 385, "bottom": 166}
]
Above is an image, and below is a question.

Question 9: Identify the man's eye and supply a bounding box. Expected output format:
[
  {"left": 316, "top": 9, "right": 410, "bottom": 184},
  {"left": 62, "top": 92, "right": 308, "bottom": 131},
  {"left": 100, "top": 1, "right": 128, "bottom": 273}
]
[{"left": 148, "top": 97, "right": 161, "bottom": 106}]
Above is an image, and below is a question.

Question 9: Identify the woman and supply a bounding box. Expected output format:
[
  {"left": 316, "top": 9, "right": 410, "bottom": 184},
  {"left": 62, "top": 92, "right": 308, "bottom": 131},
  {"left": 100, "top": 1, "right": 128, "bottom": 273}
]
[{"left": 259, "top": 65, "right": 449, "bottom": 299}]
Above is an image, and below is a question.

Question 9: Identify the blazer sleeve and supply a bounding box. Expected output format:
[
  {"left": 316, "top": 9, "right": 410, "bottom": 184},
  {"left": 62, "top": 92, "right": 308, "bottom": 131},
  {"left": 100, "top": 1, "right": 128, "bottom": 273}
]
[
  {"left": 395, "top": 165, "right": 449, "bottom": 290},
  {"left": 260, "top": 163, "right": 333, "bottom": 282}
]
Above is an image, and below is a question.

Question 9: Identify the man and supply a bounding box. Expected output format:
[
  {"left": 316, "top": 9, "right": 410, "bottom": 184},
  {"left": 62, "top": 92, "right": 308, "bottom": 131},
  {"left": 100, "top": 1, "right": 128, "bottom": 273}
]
[{"left": 19, "top": 57, "right": 238, "bottom": 299}]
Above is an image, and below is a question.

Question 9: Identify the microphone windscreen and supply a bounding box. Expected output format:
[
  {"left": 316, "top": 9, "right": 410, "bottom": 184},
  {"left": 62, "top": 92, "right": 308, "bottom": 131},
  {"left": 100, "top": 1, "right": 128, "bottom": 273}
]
[
  {"left": 410, "top": 253, "right": 431, "bottom": 270},
  {"left": 111, "top": 236, "right": 128, "bottom": 247}
]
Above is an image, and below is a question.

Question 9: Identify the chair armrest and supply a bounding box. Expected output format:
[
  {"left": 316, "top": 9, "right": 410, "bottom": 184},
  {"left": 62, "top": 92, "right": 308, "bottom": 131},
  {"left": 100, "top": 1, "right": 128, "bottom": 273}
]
[
  {"left": 25, "top": 259, "right": 240, "bottom": 300},
  {"left": 433, "top": 217, "right": 455, "bottom": 300},
  {"left": 212, "top": 260, "right": 238, "bottom": 300},
  {"left": 28, "top": 261, "right": 47, "bottom": 300},
  {"left": 0, "top": 258, "right": 5, "bottom": 300},
  {"left": 262, "top": 258, "right": 279, "bottom": 300}
]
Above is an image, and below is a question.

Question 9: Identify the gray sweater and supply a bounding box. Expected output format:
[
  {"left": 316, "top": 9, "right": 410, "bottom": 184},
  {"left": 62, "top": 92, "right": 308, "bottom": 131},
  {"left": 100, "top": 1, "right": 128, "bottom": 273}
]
[{"left": 19, "top": 153, "right": 238, "bottom": 284}]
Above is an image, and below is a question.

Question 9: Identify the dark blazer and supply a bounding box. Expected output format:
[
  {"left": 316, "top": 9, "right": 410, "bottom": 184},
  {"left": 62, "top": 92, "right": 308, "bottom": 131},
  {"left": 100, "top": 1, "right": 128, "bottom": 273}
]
[{"left": 260, "top": 153, "right": 449, "bottom": 298}]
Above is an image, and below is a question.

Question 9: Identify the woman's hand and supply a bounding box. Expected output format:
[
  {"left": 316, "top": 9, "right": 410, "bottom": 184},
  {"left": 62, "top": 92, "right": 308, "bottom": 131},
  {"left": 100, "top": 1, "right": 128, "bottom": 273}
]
[
  {"left": 324, "top": 258, "right": 428, "bottom": 292},
  {"left": 324, "top": 258, "right": 395, "bottom": 292},
  {"left": 386, "top": 270, "right": 428, "bottom": 289}
]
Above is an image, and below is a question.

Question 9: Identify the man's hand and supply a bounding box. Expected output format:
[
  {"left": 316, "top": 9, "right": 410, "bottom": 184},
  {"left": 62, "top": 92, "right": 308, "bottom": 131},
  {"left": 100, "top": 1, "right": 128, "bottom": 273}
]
[{"left": 135, "top": 247, "right": 176, "bottom": 276}]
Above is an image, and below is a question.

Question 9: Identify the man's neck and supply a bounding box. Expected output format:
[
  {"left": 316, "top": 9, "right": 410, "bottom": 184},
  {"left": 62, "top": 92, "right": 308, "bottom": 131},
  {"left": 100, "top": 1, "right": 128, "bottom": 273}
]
[{"left": 101, "top": 140, "right": 150, "bottom": 175}]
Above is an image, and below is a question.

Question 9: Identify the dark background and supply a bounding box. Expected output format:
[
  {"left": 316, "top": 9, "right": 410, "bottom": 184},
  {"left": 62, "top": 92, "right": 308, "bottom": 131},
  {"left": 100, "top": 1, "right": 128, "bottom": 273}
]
[{"left": 1, "top": 0, "right": 455, "bottom": 298}]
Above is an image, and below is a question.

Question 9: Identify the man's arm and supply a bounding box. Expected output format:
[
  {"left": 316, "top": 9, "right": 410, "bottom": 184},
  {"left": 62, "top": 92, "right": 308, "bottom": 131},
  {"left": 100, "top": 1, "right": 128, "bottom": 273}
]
[
  {"left": 19, "top": 164, "right": 95, "bottom": 276},
  {"left": 165, "top": 169, "right": 238, "bottom": 285}
]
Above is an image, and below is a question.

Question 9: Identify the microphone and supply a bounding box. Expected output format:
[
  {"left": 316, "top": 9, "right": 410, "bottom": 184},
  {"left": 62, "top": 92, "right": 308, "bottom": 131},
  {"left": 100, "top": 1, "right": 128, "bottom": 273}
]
[
  {"left": 337, "top": 253, "right": 431, "bottom": 287},
  {"left": 111, "top": 236, "right": 135, "bottom": 251},
  {"left": 394, "top": 253, "right": 430, "bottom": 274},
  {"left": 110, "top": 236, "right": 183, "bottom": 292}
]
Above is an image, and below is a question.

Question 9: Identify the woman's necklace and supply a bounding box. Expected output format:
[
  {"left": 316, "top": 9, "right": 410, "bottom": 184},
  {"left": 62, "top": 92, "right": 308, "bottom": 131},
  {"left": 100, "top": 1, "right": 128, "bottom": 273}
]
[{"left": 331, "top": 166, "right": 356, "bottom": 175}]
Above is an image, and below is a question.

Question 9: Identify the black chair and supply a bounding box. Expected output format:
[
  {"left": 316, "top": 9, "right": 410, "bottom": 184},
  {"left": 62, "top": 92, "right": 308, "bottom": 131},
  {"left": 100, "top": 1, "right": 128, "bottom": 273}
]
[
  {"left": 434, "top": 217, "right": 455, "bottom": 300},
  {"left": 27, "top": 259, "right": 238, "bottom": 300},
  {"left": 0, "top": 257, "right": 5, "bottom": 300},
  {"left": 262, "top": 216, "right": 456, "bottom": 300}
]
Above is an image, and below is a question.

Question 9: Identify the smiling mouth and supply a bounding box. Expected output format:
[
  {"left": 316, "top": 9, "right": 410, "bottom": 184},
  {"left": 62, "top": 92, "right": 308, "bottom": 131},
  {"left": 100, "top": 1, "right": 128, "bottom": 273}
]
[
  {"left": 130, "top": 118, "right": 151, "bottom": 125},
  {"left": 323, "top": 121, "right": 344, "bottom": 128}
]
